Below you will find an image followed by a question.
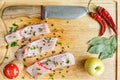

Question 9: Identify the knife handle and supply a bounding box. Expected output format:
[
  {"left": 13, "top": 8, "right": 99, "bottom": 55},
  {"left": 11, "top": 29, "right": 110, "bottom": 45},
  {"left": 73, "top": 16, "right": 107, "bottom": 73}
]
[{"left": 41, "top": 6, "right": 45, "bottom": 20}]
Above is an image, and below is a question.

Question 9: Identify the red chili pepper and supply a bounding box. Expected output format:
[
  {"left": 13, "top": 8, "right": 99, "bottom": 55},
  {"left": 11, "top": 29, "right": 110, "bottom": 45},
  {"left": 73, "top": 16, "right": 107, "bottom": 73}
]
[
  {"left": 97, "top": 6, "right": 118, "bottom": 35},
  {"left": 89, "top": 12, "right": 106, "bottom": 36}
]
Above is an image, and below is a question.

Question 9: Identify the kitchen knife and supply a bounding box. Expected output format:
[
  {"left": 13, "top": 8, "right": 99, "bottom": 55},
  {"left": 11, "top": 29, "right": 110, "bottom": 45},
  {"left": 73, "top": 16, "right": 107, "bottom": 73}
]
[{"left": 2, "top": 6, "right": 88, "bottom": 19}]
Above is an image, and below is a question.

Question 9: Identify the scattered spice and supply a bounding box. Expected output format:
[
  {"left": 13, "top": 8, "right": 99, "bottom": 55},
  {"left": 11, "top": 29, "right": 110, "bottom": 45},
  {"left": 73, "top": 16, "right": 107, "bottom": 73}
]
[
  {"left": 52, "top": 51, "right": 55, "bottom": 54},
  {"left": 58, "top": 35, "right": 61, "bottom": 38},
  {"left": 67, "top": 66, "right": 70, "bottom": 68},
  {"left": 66, "top": 71, "right": 69, "bottom": 73},
  {"left": 24, "top": 64, "right": 27, "bottom": 68},
  {"left": 53, "top": 33, "right": 55, "bottom": 35},
  {"left": 23, "top": 58, "right": 26, "bottom": 62},
  {"left": 51, "top": 24, "right": 54, "bottom": 26},
  {"left": 6, "top": 45, "right": 9, "bottom": 49},
  {"left": 66, "top": 21, "right": 69, "bottom": 23},
  {"left": 36, "top": 58, "right": 39, "bottom": 61}
]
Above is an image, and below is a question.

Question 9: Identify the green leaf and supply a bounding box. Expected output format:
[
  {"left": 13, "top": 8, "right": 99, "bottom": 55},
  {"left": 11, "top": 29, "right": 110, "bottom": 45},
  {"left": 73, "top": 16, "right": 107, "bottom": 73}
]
[
  {"left": 88, "top": 35, "right": 117, "bottom": 60},
  {"left": 88, "top": 44, "right": 105, "bottom": 54},
  {"left": 88, "top": 37, "right": 107, "bottom": 45}
]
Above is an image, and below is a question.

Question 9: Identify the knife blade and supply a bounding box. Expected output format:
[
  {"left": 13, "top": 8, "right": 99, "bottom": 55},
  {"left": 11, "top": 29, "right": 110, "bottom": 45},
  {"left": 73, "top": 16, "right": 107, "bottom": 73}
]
[{"left": 2, "top": 6, "right": 88, "bottom": 19}]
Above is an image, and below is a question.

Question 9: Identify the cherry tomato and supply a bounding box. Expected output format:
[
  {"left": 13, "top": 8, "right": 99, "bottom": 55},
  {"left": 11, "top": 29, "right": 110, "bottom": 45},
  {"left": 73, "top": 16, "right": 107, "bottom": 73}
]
[{"left": 3, "top": 64, "right": 19, "bottom": 79}]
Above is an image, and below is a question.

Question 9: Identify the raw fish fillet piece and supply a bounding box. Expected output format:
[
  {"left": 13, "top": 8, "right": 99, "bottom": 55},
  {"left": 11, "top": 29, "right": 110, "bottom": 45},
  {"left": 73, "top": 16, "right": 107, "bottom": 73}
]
[
  {"left": 5, "top": 23, "right": 50, "bottom": 43},
  {"left": 15, "top": 37, "right": 58, "bottom": 60},
  {"left": 26, "top": 52, "right": 75, "bottom": 79}
]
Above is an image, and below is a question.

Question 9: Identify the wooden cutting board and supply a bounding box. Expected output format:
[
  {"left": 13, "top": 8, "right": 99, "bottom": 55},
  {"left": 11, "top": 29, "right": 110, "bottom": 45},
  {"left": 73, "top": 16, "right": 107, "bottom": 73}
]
[{"left": 0, "top": 0, "right": 118, "bottom": 80}]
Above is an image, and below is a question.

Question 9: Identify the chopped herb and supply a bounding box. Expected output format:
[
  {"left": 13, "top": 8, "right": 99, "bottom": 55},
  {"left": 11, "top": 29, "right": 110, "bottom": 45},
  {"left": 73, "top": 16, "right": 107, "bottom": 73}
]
[
  {"left": 11, "top": 42, "right": 18, "bottom": 47},
  {"left": 20, "top": 19, "right": 23, "bottom": 22},
  {"left": 53, "top": 70, "right": 55, "bottom": 72},
  {"left": 39, "top": 47, "right": 42, "bottom": 53},
  {"left": 53, "top": 28, "right": 58, "bottom": 32},
  {"left": 22, "top": 51, "right": 24, "bottom": 54},
  {"left": 36, "top": 68, "right": 41, "bottom": 70},
  {"left": 28, "top": 22, "right": 32, "bottom": 24},
  {"left": 66, "top": 59, "right": 70, "bottom": 64},
  {"left": 59, "top": 68, "right": 63, "bottom": 71},
  {"left": 5, "top": 57, "right": 8, "bottom": 59},
  {"left": 24, "top": 64, "right": 27, "bottom": 68},
  {"left": 40, "top": 55, "right": 43, "bottom": 57},
  {"left": 45, "top": 59, "right": 51, "bottom": 65},
  {"left": 21, "top": 76, "right": 24, "bottom": 79},
  {"left": 61, "top": 49, "right": 64, "bottom": 52},
  {"left": 53, "top": 61, "right": 58, "bottom": 66},
  {"left": 61, "top": 75, "right": 65, "bottom": 78},
  {"left": 44, "top": 38, "right": 51, "bottom": 43},
  {"left": 39, "top": 28, "right": 43, "bottom": 32},
  {"left": 37, "top": 72, "right": 42, "bottom": 75},
  {"left": 49, "top": 74, "right": 54, "bottom": 80},
  {"left": 33, "top": 31, "right": 36, "bottom": 36},
  {"left": 9, "top": 27, "right": 13, "bottom": 33},
  {"left": 9, "top": 23, "right": 19, "bottom": 32},
  {"left": 67, "top": 46, "right": 70, "bottom": 48},
  {"left": 29, "top": 45, "right": 36, "bottom": 50},
  {"left": 6, "top": 45, "right": 9, "bottom": 49},
  {"left": 23, "top": 58, "right": 26, "bottom": 62},
  {"left": 12, "top": 23, "right": 18, "bottom": 27},
  {"left": 57, "top": 42, "right": 62, "bottom": 46}
]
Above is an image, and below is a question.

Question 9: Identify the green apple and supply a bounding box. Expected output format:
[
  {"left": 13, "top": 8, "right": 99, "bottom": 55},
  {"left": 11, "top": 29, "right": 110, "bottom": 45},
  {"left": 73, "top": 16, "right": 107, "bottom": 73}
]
[{"left": 84, "top": 57, "right": 104, "bottom": 76}]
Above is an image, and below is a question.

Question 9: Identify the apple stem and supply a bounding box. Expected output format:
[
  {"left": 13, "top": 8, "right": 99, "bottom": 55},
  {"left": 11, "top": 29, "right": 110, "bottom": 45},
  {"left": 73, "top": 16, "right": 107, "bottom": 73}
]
[{"left": 98, "top": 53, "right": 102, "bottom": 59}]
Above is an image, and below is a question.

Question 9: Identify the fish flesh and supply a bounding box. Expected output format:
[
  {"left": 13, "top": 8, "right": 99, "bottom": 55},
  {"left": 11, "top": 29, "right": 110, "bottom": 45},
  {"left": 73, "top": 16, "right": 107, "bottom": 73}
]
[
  {"left": 26, "top": 52, "right": 75, "bottom": 79},
  {"left": 5, "top": 23, "right": 50, "bottom": 43},
  {"left": 15, "top": 37, "right": 58, "bottom": 60}
]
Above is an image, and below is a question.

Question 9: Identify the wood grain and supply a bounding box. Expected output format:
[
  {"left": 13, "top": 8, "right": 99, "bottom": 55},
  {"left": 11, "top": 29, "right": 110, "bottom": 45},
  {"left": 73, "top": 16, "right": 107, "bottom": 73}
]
[{"left": 0, "top": 0, "right": 118, "bottom": 80}]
